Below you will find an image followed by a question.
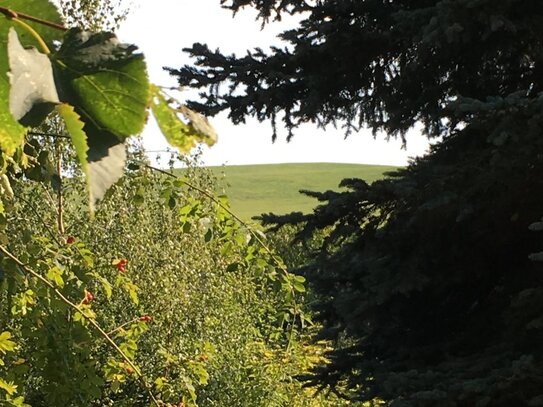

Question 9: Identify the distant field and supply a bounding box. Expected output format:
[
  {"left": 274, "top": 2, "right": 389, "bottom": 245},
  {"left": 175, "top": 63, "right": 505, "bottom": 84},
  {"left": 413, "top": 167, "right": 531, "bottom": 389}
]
[{"left": 203, "top": 163, "right": 398, "bottom": 220}]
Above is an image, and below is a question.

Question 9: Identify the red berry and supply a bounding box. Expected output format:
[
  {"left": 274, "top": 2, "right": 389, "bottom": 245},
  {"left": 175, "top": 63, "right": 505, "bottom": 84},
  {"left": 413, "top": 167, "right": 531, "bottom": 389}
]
[
  {"left": 126, "top": 367, "right": 133, "bottom": 375},
  {"left": 116, "top": 259, "right": 128, "bottom": 272},
  {"left": 66, "top": 236, "right": 75, "bottom": 244},
  {"left": 139, "top": 315, "right": 152, "bottom": 322},
  {"left": 82, "top": 290, "right": 94, "bottom": 305}
]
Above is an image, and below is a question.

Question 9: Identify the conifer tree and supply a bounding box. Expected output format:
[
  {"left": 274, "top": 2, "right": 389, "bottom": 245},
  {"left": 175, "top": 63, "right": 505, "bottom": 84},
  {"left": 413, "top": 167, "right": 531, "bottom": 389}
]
[{"left": 170, "top": 1, "right": 543, "bottom": 405}]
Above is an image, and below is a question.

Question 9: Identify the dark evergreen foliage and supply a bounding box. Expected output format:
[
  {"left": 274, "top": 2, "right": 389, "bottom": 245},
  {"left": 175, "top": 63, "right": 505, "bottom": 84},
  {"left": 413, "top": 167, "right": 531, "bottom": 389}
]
[{"left": 170, "top": 1, "right": 543, "bottom": 405}]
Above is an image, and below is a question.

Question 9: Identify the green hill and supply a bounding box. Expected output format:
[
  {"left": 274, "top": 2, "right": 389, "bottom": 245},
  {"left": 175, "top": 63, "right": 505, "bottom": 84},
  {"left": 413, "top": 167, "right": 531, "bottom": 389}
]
[{"left": 203, "top": 163, "right": 398, "bottom": 220}]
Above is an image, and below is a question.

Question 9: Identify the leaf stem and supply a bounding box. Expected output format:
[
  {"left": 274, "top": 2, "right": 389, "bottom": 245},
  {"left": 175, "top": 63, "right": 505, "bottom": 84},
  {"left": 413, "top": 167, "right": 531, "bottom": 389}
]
[
  {"left": 0, "top": 245, "right": 160, "bottom": 406},
  {"left": 0, "top": 7, "right": 67, "bottom": 32},
  {"left": 11, "top": 18, "right": 51, "bottom": 54}
]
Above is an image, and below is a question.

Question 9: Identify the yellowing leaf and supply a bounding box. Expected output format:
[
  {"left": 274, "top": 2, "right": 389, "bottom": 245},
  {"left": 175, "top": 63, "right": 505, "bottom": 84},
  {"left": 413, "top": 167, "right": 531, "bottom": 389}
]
[{"left": 150, "top": 86, "right": 217, "bottom": 153}]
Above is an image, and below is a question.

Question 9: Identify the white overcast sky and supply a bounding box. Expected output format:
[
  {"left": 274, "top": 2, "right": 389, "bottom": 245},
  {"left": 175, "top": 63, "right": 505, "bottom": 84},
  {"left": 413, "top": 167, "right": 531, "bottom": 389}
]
[{"left": 117, "top": 0, "right": 430, "bottom": 166}]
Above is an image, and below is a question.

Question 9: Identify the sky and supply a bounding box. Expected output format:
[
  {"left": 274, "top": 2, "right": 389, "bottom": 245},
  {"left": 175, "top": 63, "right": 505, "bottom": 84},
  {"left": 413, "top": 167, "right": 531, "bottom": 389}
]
[{"left": 117, "top": 0, "right": 431, "bottom": 167}]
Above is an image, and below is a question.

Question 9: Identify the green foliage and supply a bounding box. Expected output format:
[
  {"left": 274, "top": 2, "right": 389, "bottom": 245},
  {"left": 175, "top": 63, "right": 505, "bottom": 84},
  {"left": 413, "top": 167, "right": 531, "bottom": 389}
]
[
  {"left": 57, "top": 103, "right": 89, "bottom": 189},
  {"left": 0, "top": 150, "right": 344, "bottom": 406},
  {"left": 0, "top": 2, "right": 320, "bottom": 406},
  {"left": 55, "top": 28, "right": 150, "bottom": 139}
]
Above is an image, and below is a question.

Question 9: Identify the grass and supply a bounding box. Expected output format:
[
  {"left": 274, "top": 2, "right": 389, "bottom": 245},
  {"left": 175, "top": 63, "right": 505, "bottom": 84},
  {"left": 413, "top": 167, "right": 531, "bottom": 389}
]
[{"left": 202, "top": 163, "right": 398, "bottom": 220}]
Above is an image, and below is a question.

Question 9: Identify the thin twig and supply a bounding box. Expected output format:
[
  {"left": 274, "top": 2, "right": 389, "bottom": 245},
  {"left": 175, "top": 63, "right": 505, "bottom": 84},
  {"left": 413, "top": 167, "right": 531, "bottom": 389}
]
[
  {"left": 56, "top": 143, "right": 65, "bottom": 234},
  {"left": 0, "top": 245, "right": 160, "bottom": 406},
  {"left": 106, "top": 317, "right": 139, "bottom": 336},
  {"left": 16, "top": 195, "right": 62, "bottom": 246},
  {"left": 39, "top": 183, "right": 58, "bottom": 209},
  {"left": 0, "top": 6, "right": 67, "bottom": 31},
  {"left": 28, "top": 131, "right": 71, "bottom": 140}
]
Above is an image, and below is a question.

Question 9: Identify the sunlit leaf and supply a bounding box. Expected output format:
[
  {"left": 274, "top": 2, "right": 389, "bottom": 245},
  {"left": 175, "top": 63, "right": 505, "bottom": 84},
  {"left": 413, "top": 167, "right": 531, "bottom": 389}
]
[
  {"left": 0, "top": 378, "right": 17, "bottom": 396},
  {"left": 56, "top": 103, "right": 90, "bottom": 193},
  {"left": 0, "top": 331, "right": 16, "bottom": 354},
  {"left": 150, "top": 85, "right": 217, "bottom": 153}
]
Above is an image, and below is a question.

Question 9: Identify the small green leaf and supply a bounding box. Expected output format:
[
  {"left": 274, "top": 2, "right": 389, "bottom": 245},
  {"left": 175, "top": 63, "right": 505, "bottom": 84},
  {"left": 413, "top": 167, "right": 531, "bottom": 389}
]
[
  {"left": 292, "top": 281, "right": 306, "bottom": 293},
  {"left": 57, "top": 103, "right": 89, "bottom": 185},
  {"left": 46, "top": 266, "right": 64, "bottom": 288},
  {"left": 150, "top": 85, "right": 217, "bottom": 153}
]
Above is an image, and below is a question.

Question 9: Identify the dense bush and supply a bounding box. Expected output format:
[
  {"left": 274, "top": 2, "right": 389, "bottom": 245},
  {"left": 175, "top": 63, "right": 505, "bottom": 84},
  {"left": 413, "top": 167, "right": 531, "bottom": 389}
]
[{"left": 0, "top": 141, "right": 354, "bottom": 406}]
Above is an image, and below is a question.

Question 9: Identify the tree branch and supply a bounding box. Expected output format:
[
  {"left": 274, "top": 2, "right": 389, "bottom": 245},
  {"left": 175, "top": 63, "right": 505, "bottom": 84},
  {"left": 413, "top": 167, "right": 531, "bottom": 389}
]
[{"left": 0, "top": 6, "right": 67, "bottom": 31}]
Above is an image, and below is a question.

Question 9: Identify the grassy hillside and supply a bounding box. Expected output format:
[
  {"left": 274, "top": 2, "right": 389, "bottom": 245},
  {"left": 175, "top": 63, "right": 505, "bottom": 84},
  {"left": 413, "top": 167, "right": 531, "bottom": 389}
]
[{"left": 203, "top": 163, "right": 398, "bottom": 220}]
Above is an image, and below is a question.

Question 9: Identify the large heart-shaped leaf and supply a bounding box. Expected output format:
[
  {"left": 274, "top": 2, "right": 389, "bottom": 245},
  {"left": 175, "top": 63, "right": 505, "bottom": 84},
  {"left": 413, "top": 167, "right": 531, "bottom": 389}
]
[
  {"left": 54, "top": 29, "right": 150, "bottom": 140},
  {"left": 0, "top": 0, "right": 63, "bottom": 155},
  {"left": 7, "top": 28, "right": 59, "bottom": 125}
]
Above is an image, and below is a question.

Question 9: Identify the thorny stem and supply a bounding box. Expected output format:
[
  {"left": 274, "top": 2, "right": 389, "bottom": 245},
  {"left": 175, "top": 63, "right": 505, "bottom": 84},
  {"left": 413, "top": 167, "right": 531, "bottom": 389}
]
[
  {"left": 0, "top": 245, "right": 160, "bottom": 407},
  {"left": 107, "top": 317, "right": 140, "bottom": 336},
  {"left": 144, "top": 164, "right": 303, "bottom": 348},
  {"left": 0, "top": 7, "right": 67, "bottom": 32}
]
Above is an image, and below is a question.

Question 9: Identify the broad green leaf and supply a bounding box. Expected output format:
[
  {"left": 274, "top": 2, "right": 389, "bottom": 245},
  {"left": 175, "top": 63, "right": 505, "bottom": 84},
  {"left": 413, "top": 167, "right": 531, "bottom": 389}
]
[
  {"left": 54, "top": 29, "right": 150, "bottom": 139},
  {"left": 7, "top": 28, "right": 59, "bottom": 125},
  {"left": 57, "top": 103, "right": 89, "bottom": 192},
  {"left": 150, "top": 86, "right": 218, "bottom": 153},
  {"left": 0, "top": 0, "right": 63, "bottom": 155}
]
